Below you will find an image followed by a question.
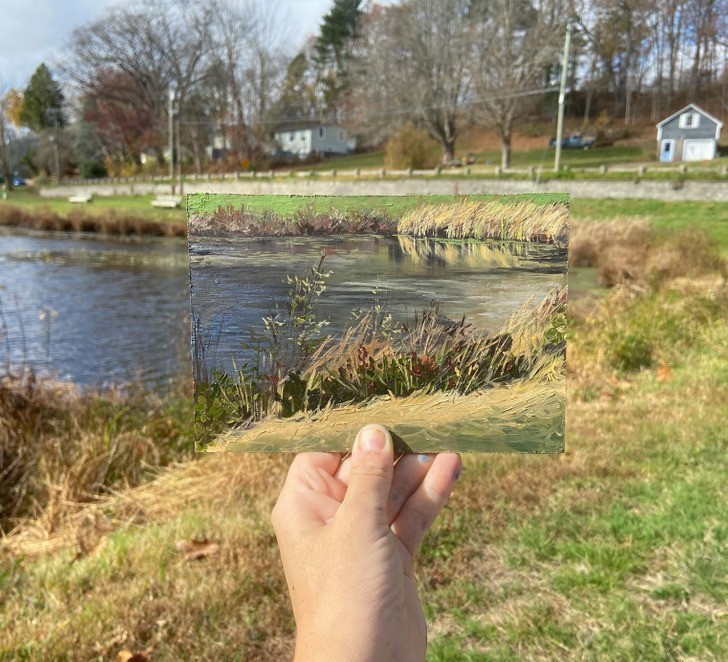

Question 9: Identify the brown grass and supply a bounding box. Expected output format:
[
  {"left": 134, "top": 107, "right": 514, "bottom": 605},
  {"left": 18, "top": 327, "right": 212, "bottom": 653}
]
[
  {"left": 0, "top": 205, "right": 186, "bottom": 237},
  {"left": 397, "top": 200, "right": 569, "bottom": 245},
  {"left": 0, "top": 372, "right": 193, "bottom": 535},
  {"left": 570, "top": 218, "right": 727, "bottom": 288},
  {"left": 189, "top": 204, "right": 397, "bottom": 237}
]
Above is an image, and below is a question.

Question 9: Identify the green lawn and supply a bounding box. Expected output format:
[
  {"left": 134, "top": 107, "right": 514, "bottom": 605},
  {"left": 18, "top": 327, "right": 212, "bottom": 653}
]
[
  {"left": 300, "top": 145, "right": 655, "bottom": 171},
  {"left": 0, "top": 188, "right": 184, "bottom": 222}
]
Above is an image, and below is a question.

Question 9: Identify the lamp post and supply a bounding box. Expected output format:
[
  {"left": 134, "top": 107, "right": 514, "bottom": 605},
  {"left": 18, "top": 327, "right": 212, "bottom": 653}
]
[{"left": 168, "top": 86, "right": 176, "bottom": 192}]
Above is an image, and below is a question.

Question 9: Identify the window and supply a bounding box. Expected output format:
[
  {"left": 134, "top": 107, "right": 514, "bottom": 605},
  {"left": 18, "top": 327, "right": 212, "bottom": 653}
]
[
  {"left": 289, "top": 131, "right": 295, "bottom": 141},
  {"left": 300, "top": 131, "right": 306, "bottom": 140},
  {"left": 338, "top": 130, "right": 344, "bottom": 142},
  {"left": 678, "top": 112, "right": 700, "bottom": 129},
  {"left": 318, "top": 126, "right": 325, "bottom": 139}
]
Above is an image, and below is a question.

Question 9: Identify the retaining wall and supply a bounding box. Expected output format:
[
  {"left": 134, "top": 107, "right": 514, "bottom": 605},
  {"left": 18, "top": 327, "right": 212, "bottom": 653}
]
[{"left": 39, "top": 178, "right": 728, "bottom": 202}]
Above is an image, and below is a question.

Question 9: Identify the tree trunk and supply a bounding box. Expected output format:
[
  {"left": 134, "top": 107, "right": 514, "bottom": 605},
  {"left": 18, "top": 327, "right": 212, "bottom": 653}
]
[
  {"left": 500, "top": 137, "right": 511, "bottom": 170},
  {"left": 442, "top": 139, "right": 455, "bottom": 163}
]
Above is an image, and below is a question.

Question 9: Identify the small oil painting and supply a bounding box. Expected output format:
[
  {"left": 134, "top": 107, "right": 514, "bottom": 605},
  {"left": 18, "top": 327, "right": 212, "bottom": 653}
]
[{"left": 188, "top": 193, "right": 568, "bottom": 453}]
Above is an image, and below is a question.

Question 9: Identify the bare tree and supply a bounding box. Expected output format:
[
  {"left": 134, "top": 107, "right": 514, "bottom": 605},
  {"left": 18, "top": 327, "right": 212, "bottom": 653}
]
[
  {"left": 64, "top": 0, "right": 217, "bottom": 167},
  {"left": 351, "top": 0, "right": 475, "bottom": 162},
  {"left": 473, "top": 0, "right": 567, "bottom": 168}
]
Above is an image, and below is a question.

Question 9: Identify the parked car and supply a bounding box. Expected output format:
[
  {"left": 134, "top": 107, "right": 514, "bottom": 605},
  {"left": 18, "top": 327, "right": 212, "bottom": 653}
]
[
  {"left": 0, "top": 175, "right": 27, "bottom": 186},
  {"left": 549, "top": 134, "right": 596, "bottom": 150}
]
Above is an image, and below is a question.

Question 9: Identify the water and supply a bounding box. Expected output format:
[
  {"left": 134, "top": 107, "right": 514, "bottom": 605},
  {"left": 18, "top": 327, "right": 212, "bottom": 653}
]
[
  {"left": 190, "top": 235, "right": 567, "bottom": 378},
  {"left": 0, "top": 229, "right": 566, "bottom": 389},
  {"left": 0, "top": 228, "right": 190, "bottom": 388}
]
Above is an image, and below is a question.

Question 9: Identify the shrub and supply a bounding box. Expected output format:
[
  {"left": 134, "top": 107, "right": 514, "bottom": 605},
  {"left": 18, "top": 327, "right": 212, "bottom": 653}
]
[{"left": 384, "top": 122, "right": 439, "bottom": 170}]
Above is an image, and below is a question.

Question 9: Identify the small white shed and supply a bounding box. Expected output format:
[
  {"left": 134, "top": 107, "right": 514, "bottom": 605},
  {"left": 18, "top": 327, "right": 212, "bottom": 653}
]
[{"left": 656, "top": 104, "right": 723, "bottom": 162}]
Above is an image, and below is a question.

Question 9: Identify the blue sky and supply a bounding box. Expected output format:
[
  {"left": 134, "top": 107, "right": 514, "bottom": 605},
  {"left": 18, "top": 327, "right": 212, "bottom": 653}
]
[{"left": 0, "top": 0, "right": 332, "bottom": 88}]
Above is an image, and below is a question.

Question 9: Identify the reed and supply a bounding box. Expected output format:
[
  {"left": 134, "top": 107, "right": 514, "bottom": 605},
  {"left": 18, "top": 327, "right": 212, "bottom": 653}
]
[
  {"left": 397, "top": 199, "right": 569, "bottom": 246},
  {"left": 0, "top": 204, "right": 186, "bottom": 237}
]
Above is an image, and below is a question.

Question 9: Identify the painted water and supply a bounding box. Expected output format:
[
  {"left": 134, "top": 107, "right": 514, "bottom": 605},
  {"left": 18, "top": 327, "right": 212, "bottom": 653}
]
[{"left": 190, "top": 235, "right": 567, "bottom": 379}]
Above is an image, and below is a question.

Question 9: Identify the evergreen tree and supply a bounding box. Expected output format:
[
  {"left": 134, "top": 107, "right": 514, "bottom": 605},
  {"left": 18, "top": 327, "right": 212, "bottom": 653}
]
[
  {"left": 313, "top": 0, "right": 362, "bottom": 71},
  {"left": 313, "top": 0, "right": 362, "bottom": 114},
  {"left": 19, "top": 64, "right": 66, "bottom": 132}
]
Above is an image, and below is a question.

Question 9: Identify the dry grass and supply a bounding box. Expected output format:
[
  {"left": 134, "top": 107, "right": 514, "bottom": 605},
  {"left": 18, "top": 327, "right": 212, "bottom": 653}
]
[
  {"left": 189, "top": 204, "right": 397, "bottom": 237},
  {"left": 0, "top": 204, "right": 186, "bottom": 237},
  {"left": 0, "top": 372, "right": 193, "bottom": 536},
  {"left": 569, "top": 217, "right": 727, "bottom": 288},
  {"left": 397, "top": 199, "right": 569, "bottom": 245}
]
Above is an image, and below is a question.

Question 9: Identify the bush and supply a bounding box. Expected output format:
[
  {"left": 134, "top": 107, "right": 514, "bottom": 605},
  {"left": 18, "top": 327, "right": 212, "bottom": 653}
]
[{"left": 385, "top": 122, "right": 439, "bottom": 170}]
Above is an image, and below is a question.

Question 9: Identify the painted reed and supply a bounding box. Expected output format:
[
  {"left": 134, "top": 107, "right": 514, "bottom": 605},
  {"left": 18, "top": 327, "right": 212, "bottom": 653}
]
[{"left": 396, "top": 200, "right": 569, "bottom": 246}]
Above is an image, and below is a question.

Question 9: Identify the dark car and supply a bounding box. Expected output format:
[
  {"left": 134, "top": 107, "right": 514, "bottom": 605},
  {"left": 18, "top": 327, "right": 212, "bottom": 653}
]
[
  {"left": 11, "top": 176, "right": 27, "bottom": 186},
  {"left": 549, "top": 134, "right": 596, "bottom": 150}
]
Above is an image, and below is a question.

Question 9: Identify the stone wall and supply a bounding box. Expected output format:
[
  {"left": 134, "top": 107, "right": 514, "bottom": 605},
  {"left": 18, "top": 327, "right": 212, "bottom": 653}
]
[{"left": 39, "top": 178, "right": 728, "bottom": 202}]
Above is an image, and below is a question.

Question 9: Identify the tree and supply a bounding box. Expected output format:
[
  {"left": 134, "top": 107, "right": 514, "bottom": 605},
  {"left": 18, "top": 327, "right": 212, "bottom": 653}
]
[
  {"left": 19, "top": 64, "right": 65, "bottom": 131},
  {"left": 0, "top": 89, "right": 14, "bottom": 194},
  {"left": 313, "top": 0, "right": 362, "bottom": 115},
  {"left": 65, "top": 0, "right": 217, "bottom": 166},
  {"left": 473, "top": 0, "right": 567, "bottom": 168},
  {"left": 351, "top": 0, "right": 474, "bottom": 162}
]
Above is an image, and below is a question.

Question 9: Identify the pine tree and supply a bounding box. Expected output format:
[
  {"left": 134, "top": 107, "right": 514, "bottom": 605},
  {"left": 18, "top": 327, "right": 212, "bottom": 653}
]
[
  {"left": 19, "top": 64, "right": 66, "bottom": 132},
  {"left": 313, "top": 0, "right": 362, "bottom": 72}
]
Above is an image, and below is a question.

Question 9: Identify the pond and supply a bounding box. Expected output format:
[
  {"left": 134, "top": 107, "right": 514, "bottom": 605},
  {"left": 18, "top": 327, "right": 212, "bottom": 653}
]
[
  {"left": 0, "top": 229, "right": 567, "bottom": 389},
  {"left": 190, "top": 235, "right": 567, "bottom": 378},
  {"left": 0, "top": 228, "right": 190, "bottom": 388}
]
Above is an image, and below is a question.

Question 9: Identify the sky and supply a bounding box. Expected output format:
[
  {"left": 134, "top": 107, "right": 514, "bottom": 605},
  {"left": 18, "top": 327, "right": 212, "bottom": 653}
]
[{"left": 0, "top": 0, "right": 332, "bottom": 89}]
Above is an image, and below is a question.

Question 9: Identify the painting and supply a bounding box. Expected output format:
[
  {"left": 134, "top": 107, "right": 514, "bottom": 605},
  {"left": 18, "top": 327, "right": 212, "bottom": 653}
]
[{"left": 188, "top": 193, "right": 569, "bottom": 453}]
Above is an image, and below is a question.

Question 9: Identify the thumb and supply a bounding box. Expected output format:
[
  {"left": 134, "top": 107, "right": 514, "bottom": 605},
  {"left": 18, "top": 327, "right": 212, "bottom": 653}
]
[{"left": 338, "top": 424, "right": 394, "bottom": 532}]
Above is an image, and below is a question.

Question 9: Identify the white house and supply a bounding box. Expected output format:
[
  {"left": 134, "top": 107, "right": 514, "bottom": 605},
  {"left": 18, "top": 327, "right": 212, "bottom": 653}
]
[
  {"left": 273, "top": 123, "right": 356, "bottom": 158},
  {"left": 656, "top": 104, "right": 723, "bottom": 162}
]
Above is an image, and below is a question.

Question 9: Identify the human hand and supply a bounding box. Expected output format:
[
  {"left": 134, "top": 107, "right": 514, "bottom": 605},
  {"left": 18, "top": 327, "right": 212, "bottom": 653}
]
[{"left": 271, "top": 424, "right": 462, "bottom": 662}]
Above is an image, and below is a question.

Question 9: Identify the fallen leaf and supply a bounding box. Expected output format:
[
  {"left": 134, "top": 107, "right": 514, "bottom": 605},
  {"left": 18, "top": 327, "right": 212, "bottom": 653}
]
[
  {"left": 175, "top": 538, "right": 220, "bottom": 560},
  {"left": 656, "top": 361, "right": 672, "bottom": 382},
  {"left": 117, "top": 650, "right": 151, "bottom": 662}
]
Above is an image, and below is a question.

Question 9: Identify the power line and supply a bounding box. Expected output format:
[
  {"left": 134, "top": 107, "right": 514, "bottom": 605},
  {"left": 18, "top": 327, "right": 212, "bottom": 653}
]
[{"left": 177, "top": 85, "right": 561, "bottom": 128}]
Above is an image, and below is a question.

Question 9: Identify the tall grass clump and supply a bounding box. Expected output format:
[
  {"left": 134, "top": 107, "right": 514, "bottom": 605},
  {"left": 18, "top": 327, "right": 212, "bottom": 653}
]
[
  {"left": 570, "top": 218, "right": 727, "bottom": 288},
  {"left": 0, "top": 204, "right": 186, "bottom": 237},
  {"left": 397, "top": 200, "right": 569, "bottom": 246},
  {"left": 0, "top": 372, "right": 194, "bottom": 534}
]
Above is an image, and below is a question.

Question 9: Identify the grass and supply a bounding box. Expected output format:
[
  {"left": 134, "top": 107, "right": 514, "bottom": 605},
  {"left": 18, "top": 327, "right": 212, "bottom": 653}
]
[
  {"left": 300, "top": 145, "right": 653, "bottom": 171},
  {"left": 1, "top": 262, "right": 726, "bottom": 658},
  {"left": 0, "top": 188, "right": 184, "bottom": 222}
]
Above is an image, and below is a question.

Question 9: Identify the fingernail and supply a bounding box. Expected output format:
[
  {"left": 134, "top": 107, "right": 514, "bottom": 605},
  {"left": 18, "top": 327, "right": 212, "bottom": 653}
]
[{"left": 359, "top": 425, "right": 387, "bottom": 451}]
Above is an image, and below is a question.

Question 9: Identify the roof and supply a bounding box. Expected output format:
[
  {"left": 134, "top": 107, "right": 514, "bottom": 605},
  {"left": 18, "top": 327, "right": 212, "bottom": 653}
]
[{"left": 656, "top": 103, "right": 724, "bottom": 129}]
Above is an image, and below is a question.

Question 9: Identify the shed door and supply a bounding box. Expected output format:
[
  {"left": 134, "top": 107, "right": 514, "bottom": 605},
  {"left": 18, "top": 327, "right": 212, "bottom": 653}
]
[
  {"left": 660, "top": 139, "right": 675, "bottom": 162},
  {"left": 682, "top": 139, "right": 714, "bottom": 161}
]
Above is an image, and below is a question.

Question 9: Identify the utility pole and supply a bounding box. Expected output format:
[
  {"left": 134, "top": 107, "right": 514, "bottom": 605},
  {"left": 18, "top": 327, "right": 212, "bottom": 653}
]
[
  {"left": 168, "top": 86, "right": 175, "bottom": 191},
  {"left": 554, "top": 21, "right": 572, "bottom": 172},
  {"left": 176, "top": 102, "right": 184, "bottom": 196}
]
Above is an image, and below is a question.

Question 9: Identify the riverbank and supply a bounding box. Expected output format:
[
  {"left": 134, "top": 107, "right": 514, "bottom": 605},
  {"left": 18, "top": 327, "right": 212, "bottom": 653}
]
[{"left": 0, "top": 202, "right": 186, "bottom": 237}]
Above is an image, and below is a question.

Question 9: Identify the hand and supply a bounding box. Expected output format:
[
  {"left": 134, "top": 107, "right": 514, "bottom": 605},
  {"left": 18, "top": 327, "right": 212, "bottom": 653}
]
[{"left": 271, "top": 424, "right": 462, "bottom": 662}]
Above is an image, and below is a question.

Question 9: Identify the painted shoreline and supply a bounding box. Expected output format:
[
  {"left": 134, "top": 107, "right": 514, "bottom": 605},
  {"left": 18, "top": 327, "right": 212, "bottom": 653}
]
[{"left": 206, "top": 380, "right": 565, "bottom": 454}]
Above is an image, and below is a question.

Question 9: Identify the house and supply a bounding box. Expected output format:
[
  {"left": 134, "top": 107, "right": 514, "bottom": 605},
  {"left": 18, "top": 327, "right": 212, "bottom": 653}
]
[
  {"left": 656, "top": 104, "right": 723, "bottom": 162},
  {"left": 273, "top": 123, "right": 356, "bottom": 159}
]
